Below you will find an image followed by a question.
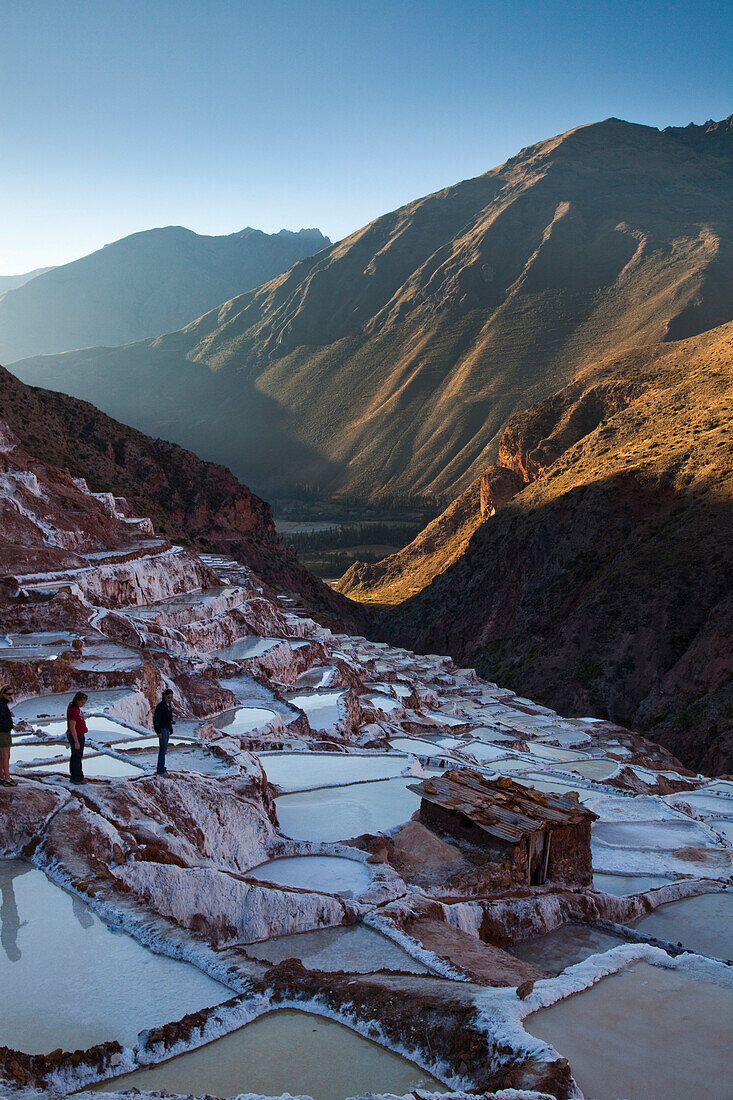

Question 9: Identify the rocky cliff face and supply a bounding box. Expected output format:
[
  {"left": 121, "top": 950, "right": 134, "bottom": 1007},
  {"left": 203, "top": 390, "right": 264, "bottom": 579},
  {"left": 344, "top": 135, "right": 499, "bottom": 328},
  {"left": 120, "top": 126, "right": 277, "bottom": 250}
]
[
  {"left": 12, "top": 117, "right": 733, "bottom": 499},
  {"left": 380, "top": 322, "right": 733, "bottom": 774},
  {"left": 0, "top": 366, "right": 364, "bottom": 630}
]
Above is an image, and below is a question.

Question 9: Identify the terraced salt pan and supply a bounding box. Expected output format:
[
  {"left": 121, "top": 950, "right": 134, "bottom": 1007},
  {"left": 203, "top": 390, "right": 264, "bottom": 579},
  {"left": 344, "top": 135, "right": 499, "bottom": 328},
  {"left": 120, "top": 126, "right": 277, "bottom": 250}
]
[
  {"left": 628, "top": 891, "right": 732, "bottom": 958},
  {"left": 87, "top": 1008, "right": 445, "bottom": 1100},
  {"left": 452, "top": 740, "right": 510, "bottom": 763},
  {"left": 243, "top": 924, "right": 429, "bottom": 973},
  {"left": 592, "top": 819, "right": 717, "bottom": 849},
  {"left": 524, "top": 743, "right": 589, "bottom": 762},
  {"left": 564, "top": 759, "right": 619, "bottom": 780},
  {"left": 0, "top": 861, "right": 227, "bottom": 1052},
  {"left": 525, "top": 961, "right": 733, "bottom": 1100},
  {"left": 260, "top": 752, "right": 408, "bottom": 791},
  {"left": 422, "top": 709, "right": 470, "bottom": 726},
  {"left": 214, "top": 636, "right": 289, "bottom": 660},
  {"left": 666, "top": 790, "right": 733, "bottom": 816},
  {"left": 389, "top": 736, "right": 462, "bottom": 759},
  {"left": 214, "top": 705, "right": 278, "bottom": 735},
  {"left": 11, "top": 740, "right": 67, "bottom": 765},
  {"left": 13, "top": 689, "right": 133, "bottom": 723},
  {"left": 112, "top": 734, "right": 194, "bottom": 751},
  {"left": 36, "top": 716, "right": 144, "bottom": 740},
  {"left": 248, "top": 856, "right": 372, "bottom": 897},
  {"left": 514, "top": 775, "right": 588, "bottom": 796},
  {"left": 512, "top": 923, "right": 625, "bottom": 975},
  {"left": 25, "top": 754, "right": 145, "bottom": 778},
  {"left": 593, "top": 873, "right": 673, "bottom": 895},
  {"left": 363, "top": 692, "right": 400, "bottom": 713},
  {"left": 286, "top": 690, "right": 345, "bottom": 731},
  {"left": 129, "top": 745, "right": 234, "bottom": 776},
  {"left": 295, "top": 666, "right": 336, "bottom": 689},
  {"left": 275, "top": 778, "right": 422, "bottom": 842}
]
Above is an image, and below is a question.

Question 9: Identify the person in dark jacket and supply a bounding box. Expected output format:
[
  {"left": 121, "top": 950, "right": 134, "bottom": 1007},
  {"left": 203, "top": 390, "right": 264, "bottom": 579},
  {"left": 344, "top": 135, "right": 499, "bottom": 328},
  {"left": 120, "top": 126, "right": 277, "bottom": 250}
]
[
  {"left": 152, "top": 689, "right": 175, "bottom": 776},
  {"left": 0, "top": 685, "right": 17, "bottom": 787},
  {"left": 66, "top": 691, "right": 88, "bottom": 784}
]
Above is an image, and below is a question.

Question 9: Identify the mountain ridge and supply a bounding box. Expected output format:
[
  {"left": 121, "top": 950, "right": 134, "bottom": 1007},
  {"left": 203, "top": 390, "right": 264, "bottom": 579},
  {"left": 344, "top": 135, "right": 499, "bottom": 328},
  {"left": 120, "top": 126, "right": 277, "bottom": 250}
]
[
  {"left": 10, "top": 115, "right": 733, "bottom": 500},
  {"left": 0, "top": 226, "right": 330, "bottom": 362}
]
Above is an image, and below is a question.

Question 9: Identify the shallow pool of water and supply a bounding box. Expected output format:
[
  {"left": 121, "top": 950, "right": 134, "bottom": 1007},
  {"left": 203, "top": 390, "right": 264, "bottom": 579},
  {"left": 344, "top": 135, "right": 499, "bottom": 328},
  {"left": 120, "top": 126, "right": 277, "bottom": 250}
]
[
  {"left": 275, "top": 778, "right": 421, "bottom": 842},
  {"left": 592, "top": 819, "right": 716, "bottom": 850},
  {"left": 14, "top": 690, "right": 134, "bottom": 724},
  {"left": 25, "top": 754, "right": 145, "bottom": 779},
  {"left": 86, "top": 1009, "right": 444, "bottom": 1100},
  {"left": 593, "top": 873, "right": 673, "bottom": 895},
  {"left": 295, "top": 666, "right": 336, "bottom": 689},
  {"left": 389, "top": 736, "right": 460, "bottom": 759},
  {"left": 564, "top": 759, "right": 619, "bottom": 780},
  {"left": 215, "top": 636, "right": 288, "bottom": 660},
  {"left": 34, "top": 715, "right": 141, "bottom": 740},
  {"left": 363, "top": 692, "right": 400, "bottom": 714},
  {"left": 525, "top": 961, "right": 733, "bottom": 1100},
  {"left": 286, "top": 691, "right": 345, "bottom": 731},
  {"left": 525, "top": 743, "right": 589, "bottom": 762},
  {"left": 0, "top": 861, "right": 227, "bottom": 1053},
  {"left": 243, "top": 924, "right": 429, "bottom": 973},
  {"left": 261, "top": 752, "right": 407, "bottom": 791},
  {"left": 422, "top": 709, "right": 469, "bottom": 726},
  {"left": 129, "top": 745, "right": 234, "bottom": 776},
  {"left": 667, "top": 790, "right": 733, "bottom": 816},
  {"left": 512, "top": 923, "right": 624, "bottom": 975},
  {"left": 213, "top": 705, "right": 277, "bottom": 735},
  {"left": 628, "top": 891, "right": 732, "bottom": 959},
  {"left": 248, "top": 856, "right": 372, "bottom": 897},
  {"left": 12, "top": 741, "right": 67, "bottom": 765}
]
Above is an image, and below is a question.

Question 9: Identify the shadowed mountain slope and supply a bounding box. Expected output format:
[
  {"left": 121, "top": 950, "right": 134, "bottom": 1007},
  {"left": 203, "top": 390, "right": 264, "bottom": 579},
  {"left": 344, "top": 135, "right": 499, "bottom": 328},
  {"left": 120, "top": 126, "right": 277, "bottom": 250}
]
[
  {"left": 0, "top": 364, "right": 363, "bottom": 630},
  {"left": 375, "top": 322, "right": 733, "bottom": 774},
  {"left": 12, "top": 116, "right": 733, "bottom": 500},
  {"left": 0, "top": 226, "right": 329, "bottom": 362}
]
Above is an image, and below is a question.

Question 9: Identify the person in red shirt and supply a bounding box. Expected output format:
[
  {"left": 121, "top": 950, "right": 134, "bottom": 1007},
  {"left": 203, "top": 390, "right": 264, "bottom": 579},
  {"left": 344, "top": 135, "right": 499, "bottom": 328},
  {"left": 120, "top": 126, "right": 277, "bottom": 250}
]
[{"left": 66, "top": 692, "right": 88, "bottom": 784}]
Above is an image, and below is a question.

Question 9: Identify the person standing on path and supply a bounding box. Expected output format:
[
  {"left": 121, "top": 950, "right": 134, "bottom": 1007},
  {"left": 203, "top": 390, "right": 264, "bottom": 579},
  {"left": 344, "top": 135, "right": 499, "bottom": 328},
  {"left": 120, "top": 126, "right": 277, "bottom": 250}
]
[
  {"left": 153, "top": 689, "right": 175, "bottom": 776},
  {"left": 0, "top": 685, "right": 17, "bottom": 787},
  {"left": 66, "top": 691, "right": 88, "bottom": 784}
]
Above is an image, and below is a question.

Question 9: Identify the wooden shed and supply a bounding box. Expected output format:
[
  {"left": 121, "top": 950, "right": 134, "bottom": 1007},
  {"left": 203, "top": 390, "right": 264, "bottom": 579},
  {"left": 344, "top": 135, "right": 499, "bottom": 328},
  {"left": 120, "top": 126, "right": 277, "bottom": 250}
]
[{"left": 408, "top": 768, "right": 598, "bottom": 887}]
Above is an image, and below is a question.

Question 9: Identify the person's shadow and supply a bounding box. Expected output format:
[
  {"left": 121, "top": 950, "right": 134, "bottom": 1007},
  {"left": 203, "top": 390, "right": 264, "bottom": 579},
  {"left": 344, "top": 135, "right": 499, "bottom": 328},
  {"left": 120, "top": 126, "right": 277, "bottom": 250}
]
[{"left": 0, "top": 862, "right": 32, "bottom": 963}]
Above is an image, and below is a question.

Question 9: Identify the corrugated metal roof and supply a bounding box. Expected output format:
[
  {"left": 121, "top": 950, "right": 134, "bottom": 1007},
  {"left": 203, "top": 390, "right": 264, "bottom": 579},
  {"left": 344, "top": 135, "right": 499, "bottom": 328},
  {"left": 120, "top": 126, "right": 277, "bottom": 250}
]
[{"left": 408, "top": 768, "right": 597, "bottom": 845}]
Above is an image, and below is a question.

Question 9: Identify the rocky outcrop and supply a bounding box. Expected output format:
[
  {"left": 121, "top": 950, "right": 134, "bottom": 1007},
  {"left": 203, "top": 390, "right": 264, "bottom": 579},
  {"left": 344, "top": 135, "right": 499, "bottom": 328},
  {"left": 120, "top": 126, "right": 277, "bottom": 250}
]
[
  {"left": 382, "top": 322, "right": 733, "bottom": 773},
  {"left": 0, "top": 365, "right": 365, "bottom": 630}
]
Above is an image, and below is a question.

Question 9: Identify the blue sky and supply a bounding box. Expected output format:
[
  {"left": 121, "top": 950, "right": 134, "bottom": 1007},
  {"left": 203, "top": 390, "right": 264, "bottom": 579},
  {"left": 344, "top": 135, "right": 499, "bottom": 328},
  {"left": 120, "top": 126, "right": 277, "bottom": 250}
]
[{"left": 1, "top": 0, "right": 730, "bottom": 273}]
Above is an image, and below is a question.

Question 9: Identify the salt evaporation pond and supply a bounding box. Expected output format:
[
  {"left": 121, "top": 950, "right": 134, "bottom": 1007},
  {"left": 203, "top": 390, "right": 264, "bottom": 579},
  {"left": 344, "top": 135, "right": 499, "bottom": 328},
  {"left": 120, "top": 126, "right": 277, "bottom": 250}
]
[
  {"left": 564, "top": 759, "right": 619, "bottom": 780},
  {"left": 87, "top": 1009, "right": 445, "bottom": 1099},
  {"left": 275, "top": 778, "right": 421, "bottom": 842},
  {"left": 244, "top": 924, "right": 429, "bottom": 973},
  {"left": 512, "top": 923, "right": 625, "bottom": 975},
  {"left": 13, "top": 689, "right": 133, "bottom": 723},
  {"left": 525, "top": 743, "right": 589, "bottom": 762},
  {"left": 215, "top": 636, "right": 288, "bottom": 660},
  {"left": 593, "top": 872, "right": 672, "bottom": 895},
  {"left": 34, "top": 715, "right": 142, "bottom": 740},
  {"left": 363, "top": 692, "right": 400, "bottom": 713},
  {"left": 592, "top": 819, "right": 715, "bottom": 849},
  {"left": 389, "top": 736, "right": 461, "bottom": 759},
  {"left": 248, "top": 855, "right": 372, "bottom": 897},
  {"left": 25, "top": 753, "right": 145, "bottom": 778},
  {"left": 0, "top": 861, "right": 227, "bottom": 1052},
  {"left": 261, "top": 751, "right": 407, "bottom": 791},
  {"left": 12, "top": 740, "right": 67, "bottom": 764},
  {"left": 295, "top": 666, "right": 336, "bottom": 689},
  {"left": 526, "top": 961, "right": 733, "bottom": 1100},
  {"left": 422, "top": 709, "right": 469, "bottom": 726},
  {"left": 214, "top": 705, "right": 277, "bottom": 734},
  {"left": 628, "top": 891, "right": 733, "bottom": 958},
  {"left": 128, "top": 745, "right": 234, "bottom": 776},
  {"left": 286, "top": 690, "right": 345, "bottom": 730}
]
